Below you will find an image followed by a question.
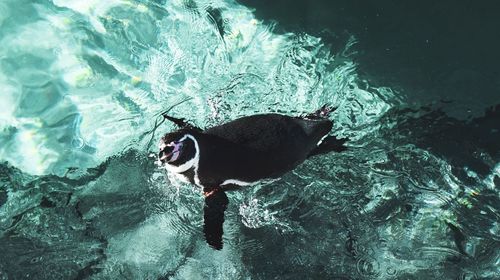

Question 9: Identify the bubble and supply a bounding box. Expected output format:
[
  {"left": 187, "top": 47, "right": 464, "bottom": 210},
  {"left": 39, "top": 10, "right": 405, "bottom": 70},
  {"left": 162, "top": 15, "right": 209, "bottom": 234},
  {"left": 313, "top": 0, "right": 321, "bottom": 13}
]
[
  {"left": 386, "top": 266, "right": 398, "bottom": 276},
  {"left": 71, "top": 137, "right": 84, "bottom": 149},
  {"left": 458, "top": 272, "right": 478, "bottom": 280},
  {"left": 30, "top": 256, "right": 42, "bottom": 264},
  {"left": 356, "top": 257, "right": 380, "bottom": 277},
  {"left": 239, "top": 198, "right": 277, "bottom": 228}
]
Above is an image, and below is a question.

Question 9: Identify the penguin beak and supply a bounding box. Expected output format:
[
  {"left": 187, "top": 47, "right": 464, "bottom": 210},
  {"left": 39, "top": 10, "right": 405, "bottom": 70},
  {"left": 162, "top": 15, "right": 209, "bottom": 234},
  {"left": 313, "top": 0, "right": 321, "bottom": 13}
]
[
  {"left": 159, "top": 142, "right": 183, "bottom": 163},
  {"left": 159, "top": 146, "right": 173, "bottom": 163}
]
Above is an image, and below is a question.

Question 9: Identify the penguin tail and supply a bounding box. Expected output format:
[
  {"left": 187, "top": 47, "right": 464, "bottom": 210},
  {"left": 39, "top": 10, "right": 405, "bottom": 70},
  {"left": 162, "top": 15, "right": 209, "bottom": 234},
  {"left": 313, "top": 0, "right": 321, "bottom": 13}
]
[
  {"left": 303, "top": 104, "right": 337, "bottom": 120},
  {"left": 308, "top": 135, "right": 348, "bottom": 157},
  {"left": 203, "top": 188, "right": 228, "bottom": 250}
]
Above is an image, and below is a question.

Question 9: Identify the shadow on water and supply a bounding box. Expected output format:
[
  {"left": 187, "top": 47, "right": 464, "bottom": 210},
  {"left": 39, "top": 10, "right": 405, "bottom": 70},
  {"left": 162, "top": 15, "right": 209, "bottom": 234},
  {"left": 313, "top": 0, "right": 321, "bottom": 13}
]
[{"left": 384, "top": 104, "right": 500, "bottom": 178}]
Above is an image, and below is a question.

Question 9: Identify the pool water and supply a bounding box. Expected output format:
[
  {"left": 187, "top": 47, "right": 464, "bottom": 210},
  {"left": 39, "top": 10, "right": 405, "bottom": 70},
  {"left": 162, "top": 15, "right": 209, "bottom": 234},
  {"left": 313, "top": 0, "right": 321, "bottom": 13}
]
[{"left": 0, "top": 0, "right": 498, "bottom": 279}]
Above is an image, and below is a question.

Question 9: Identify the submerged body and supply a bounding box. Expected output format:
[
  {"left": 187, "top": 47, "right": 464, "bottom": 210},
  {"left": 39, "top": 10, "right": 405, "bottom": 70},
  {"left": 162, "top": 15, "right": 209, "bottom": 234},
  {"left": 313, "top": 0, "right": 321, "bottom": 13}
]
[{"left": 159, "top": 109, "right": 347, "bottom": 249}]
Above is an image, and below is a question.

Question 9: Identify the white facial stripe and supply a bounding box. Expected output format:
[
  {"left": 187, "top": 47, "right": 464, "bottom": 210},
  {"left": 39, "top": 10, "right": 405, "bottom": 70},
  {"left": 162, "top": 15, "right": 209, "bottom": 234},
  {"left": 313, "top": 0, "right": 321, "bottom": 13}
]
[
  {"left": 177, "top": 134, "right": 192, "bottom": 142},
  {"left": 189, "top": 134, "right": 202, "bottom": 187},
  {"left": 164, "top": 134, "right": 200, "bottom": 175}
]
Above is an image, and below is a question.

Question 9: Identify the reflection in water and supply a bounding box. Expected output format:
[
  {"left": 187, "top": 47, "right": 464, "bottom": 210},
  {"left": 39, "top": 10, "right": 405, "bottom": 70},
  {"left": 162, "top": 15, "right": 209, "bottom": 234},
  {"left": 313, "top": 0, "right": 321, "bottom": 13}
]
[{"left": 0, "top": 0, "right": 498, "bottom": 279}]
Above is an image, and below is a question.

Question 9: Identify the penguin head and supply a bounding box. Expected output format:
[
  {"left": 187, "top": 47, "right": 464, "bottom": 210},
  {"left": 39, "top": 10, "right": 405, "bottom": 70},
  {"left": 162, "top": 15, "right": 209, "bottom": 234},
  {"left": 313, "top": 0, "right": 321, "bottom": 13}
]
[{"left": 158, "top": 131, "right": 199, "bottom": 169}]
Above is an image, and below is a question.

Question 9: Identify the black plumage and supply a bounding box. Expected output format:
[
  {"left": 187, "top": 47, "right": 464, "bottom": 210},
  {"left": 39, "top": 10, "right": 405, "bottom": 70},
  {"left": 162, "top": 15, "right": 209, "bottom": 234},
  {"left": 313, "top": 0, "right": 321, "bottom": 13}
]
[{"left": 159, "top": 107, "right": 347, "bottom": 249}]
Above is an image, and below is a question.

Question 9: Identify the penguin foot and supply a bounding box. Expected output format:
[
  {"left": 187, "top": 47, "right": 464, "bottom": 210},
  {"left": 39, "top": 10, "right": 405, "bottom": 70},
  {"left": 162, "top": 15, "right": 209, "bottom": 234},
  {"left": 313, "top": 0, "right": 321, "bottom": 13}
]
[
  {"left": 203, "top": 188, "right": 228, "bottom": 250},
  {"left": 203, "top": 186, "right": 222, "bottom": 198}
]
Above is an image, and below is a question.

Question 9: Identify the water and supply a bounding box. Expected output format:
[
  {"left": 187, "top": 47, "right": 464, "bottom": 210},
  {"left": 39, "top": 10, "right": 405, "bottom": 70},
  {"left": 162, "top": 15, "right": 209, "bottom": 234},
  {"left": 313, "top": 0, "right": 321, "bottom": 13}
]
[{"left": 0, "top": 0, "right": 498, "bottom": 279}]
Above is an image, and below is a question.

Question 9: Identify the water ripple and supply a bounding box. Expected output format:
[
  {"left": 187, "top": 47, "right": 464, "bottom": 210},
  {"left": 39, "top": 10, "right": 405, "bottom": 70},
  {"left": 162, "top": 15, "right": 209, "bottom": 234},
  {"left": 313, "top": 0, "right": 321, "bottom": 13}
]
[{"left": 0, "top": 0, "right": 498, "bottom": 279}]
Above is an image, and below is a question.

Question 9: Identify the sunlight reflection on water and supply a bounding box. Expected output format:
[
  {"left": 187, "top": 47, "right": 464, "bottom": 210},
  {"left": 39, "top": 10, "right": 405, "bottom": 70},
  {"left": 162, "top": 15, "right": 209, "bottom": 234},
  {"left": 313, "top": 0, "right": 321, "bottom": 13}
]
[{"left": 0, "top": 0, "right": 498, "bottom": 279}]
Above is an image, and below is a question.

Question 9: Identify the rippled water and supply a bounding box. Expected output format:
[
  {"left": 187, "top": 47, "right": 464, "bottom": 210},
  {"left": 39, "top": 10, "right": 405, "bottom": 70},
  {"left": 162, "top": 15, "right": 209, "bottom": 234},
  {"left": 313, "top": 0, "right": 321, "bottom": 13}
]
[{"left": 0, "top": 0, "right": 499, "bottom": 279}]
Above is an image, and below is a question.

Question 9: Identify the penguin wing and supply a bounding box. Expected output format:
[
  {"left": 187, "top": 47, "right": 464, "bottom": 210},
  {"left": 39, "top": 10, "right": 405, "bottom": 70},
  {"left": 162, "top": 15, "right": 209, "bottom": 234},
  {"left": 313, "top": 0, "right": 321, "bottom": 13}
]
[{"left": 203, "top": 190, "right": 228, "bottom": 250}]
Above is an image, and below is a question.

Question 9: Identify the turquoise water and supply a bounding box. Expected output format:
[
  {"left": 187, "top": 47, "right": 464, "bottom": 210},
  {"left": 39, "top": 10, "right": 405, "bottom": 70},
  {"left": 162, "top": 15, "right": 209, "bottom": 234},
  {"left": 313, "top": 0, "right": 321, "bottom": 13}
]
[{"left": 0, "top": 0, "right": 499, "bottom": 279}]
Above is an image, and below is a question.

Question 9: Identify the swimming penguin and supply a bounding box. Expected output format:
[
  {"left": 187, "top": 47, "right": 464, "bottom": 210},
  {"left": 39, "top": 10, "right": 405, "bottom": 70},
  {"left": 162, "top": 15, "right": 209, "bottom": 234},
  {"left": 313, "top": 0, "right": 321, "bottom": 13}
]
[{"left": 158, "top": 106, "right": 347, "bottom": 249}]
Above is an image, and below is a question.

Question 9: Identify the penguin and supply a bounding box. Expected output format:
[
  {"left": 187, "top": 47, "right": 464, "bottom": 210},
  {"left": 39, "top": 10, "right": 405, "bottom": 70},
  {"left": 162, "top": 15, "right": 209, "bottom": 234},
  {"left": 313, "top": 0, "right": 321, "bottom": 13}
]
[{"left": 158, "top": 106, "right": 348, "bottom": 249}]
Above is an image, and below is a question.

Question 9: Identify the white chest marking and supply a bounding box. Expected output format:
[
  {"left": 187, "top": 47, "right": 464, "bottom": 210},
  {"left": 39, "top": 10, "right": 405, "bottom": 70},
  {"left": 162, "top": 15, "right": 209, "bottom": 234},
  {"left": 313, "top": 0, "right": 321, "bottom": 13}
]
[
  {"left": 221, "top": 179, "right": 254, "bottom": 187},
  {"left": 220, "top": 178, "right": 280, "bottom": 187},
  {"left": 173, "top": 173, "right": 190, "bottom": 183},
  {"left": 317, "top": 133, "right": 329, "bottom": 146}
]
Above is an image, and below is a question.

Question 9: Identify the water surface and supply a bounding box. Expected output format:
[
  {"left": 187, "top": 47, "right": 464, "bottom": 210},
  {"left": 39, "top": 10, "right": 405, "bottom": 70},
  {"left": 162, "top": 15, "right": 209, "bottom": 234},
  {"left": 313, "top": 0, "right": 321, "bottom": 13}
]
[{"left": 0, "top": 0, "right": 499, "bottom": 279}]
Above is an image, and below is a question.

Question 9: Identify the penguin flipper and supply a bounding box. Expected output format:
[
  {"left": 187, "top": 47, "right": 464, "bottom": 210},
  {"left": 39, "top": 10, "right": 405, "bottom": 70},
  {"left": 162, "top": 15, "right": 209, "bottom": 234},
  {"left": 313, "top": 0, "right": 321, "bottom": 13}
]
[
  {"left": 308, "top": 135, "right": 348, "bottom": 157},
  {"left": 203, "top": 189, "right": 228, "bottom": 250},
  {"left": 162, "top": 114, "right": 200, "bottom": 131}
]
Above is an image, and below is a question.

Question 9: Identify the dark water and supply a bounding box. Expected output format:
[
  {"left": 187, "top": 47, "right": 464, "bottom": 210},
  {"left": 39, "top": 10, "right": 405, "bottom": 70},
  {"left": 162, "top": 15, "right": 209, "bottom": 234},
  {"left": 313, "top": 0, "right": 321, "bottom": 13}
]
[
  {"left": 0, "top": 0, "right": 499, "bottom": 279},
  {"left": 240, "top": 0, "right": 500, "bottom": 118}
]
